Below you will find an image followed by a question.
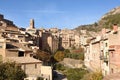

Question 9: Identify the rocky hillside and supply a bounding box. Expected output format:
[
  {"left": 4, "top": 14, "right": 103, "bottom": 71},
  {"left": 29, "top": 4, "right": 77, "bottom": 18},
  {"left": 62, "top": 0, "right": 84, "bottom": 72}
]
[
  {"left": 75, "top": 6, "right": 120, "bottom": 32},
  {"left": 99, "top": 6, "right": 120, "bottom": 29},
  {"left": 101, "top": 6, "right": 120, "bottom": 19}
]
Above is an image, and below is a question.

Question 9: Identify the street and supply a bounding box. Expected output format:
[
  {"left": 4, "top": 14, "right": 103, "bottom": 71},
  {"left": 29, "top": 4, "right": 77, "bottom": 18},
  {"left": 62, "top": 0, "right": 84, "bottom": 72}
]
[{"left": 53, "top": 70, "right": 67, "bottom": 80}]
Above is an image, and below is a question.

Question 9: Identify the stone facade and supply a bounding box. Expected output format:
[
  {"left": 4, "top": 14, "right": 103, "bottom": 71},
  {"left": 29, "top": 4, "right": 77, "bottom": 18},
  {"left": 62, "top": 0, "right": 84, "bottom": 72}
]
[
  {"left": 84, "top": 36, "right": 101, "bottom": 71},
  {"left": 84, "top": 25, "right": 120, "bottom": 78},
  {"left": 59, "top": 29, "right": 80, "bottom": 49},
  {"left": 41, "top": 66, "right": 52, "bottom": 80}
]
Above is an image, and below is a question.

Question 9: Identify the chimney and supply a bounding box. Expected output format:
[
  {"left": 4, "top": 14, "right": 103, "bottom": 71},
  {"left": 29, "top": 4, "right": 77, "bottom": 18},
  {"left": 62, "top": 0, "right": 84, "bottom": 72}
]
[
  {"left": 30, "top": 19, "right": 35, "bottom": 29},
  {"left": 113, "top": 24, "right": 118, "bottom": 32}
]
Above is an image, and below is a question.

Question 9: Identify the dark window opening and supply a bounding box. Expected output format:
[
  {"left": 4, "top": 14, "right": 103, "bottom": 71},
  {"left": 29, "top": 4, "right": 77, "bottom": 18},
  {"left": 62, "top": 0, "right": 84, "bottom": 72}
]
[
  {"left": 35, "top": 64, "right": 37, "bottom": 69},
  {"left": 106, "top": 61, "right": 108, "bottom": 66},
  {"left": 105, "top": 43, "right": 108, "bottom": 47},
  {"left": 111, "top": 68, "right": 114, "bottom": 73},
  {"left": 18, "top": 51, "right": 24, "bottom": 57},
  {"left": 111, "top": 52, "right": 114, "bottom": 57}
]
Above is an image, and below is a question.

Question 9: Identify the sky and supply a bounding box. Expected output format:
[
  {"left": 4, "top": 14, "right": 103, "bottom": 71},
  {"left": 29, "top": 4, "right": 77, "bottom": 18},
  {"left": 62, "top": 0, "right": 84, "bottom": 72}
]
[{"left": 0, "top": 0, "right": 120, "bottom": 29}]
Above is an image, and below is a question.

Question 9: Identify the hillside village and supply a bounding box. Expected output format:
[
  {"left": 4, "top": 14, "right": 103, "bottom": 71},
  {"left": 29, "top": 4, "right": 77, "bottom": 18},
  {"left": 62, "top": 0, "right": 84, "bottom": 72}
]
[
  {"left": 1, "top": 6, "right": 120, "bottom": 80},
  {"left": 0, "top": 13, "right": 83, "bottom": 80}
]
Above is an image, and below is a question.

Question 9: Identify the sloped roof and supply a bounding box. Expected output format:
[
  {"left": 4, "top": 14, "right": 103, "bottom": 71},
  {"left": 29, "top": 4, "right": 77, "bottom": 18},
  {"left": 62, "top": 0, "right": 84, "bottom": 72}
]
[
  {"left": 6, "top": 57, "right": 42, "bottom": 64},
  {"left": 7, "top": 42, "right": 32, "bottom": 51}
]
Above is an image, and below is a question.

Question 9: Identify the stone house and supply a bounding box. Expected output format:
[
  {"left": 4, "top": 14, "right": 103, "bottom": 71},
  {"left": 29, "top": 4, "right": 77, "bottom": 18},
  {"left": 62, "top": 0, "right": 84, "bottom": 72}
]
[
  {"left": 60, "top": 29, "right": 80, "bottom": 49},
  {"left": 40, "top": 66, "right": 52, "bottom": 80},
  {"left": 101, "top": 36, "right": 110, "bottom": 76},
  {"left": 47, "top": 35, "right": 59, "bottom": 53},
  {"left": 84, "top": 43, "right": 90, "bottom": 70},
  {"left": 39, "top": 30, "right": 59, "bottom": 54},
  {"left": 108, "top": 28, "right": 120, "bottom": 74},
  {"left": 6, "top": 57, "right": 42, "bottom": 79},
  {"left": 90, "top": 36, "right": 101, "bottom": 71},
  {"left": 100, "top": 25, "right": 119, "bottom": 76},
  {"left": 84, "top": 25, "right": 120, "bottom": 76},
  {"left": 84, "top": 36, "right": 101, "bottom": 71}
]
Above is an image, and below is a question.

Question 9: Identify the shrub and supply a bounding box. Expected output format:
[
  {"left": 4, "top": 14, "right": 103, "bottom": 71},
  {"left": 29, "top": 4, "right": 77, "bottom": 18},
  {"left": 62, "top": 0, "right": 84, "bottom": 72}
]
[
  {"left": 82, "top": 71, "right": 103, "bottom": 80},
  {"left": 0, "top": 62, "right": 26, "bottom": 80}
]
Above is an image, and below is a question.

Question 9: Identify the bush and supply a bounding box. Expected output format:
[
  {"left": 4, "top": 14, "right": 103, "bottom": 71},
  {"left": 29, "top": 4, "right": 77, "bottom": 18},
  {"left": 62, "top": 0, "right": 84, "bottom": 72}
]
[
  {"left": 54, "top": 51, "right": 64, "bottom": 62},
  {"left": 55, "top": 63, "right": 66, "bottom": 71},
  {"left": 64, "top": 53, "right": 84, "bottom": 60},
  {"left": 64, "top": 49, "right": 70, "bottom": 54},
  {"left": 0, "top": 62, "right": 26, "bottom": 80},
  {"left": 55, "top": 63, "right": 88, "bottom": 80},
  {"left": 82, "top": 71, "right": 103, "bottom": 80},
  {"left": 65, "top": 68, "right": 88, "bottom": 80}
]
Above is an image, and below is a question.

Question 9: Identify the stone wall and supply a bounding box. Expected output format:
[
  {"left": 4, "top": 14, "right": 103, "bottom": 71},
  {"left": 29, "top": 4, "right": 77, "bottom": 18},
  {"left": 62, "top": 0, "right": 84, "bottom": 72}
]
[
  {"left": 22, "top": 63, "right": 42, "bottom": 77},
  {"left": 6, "top": 50, "right": 18, "bottom": 57},
  {"left": 61, "top": 58, "right": 83, "bottom": 68}
]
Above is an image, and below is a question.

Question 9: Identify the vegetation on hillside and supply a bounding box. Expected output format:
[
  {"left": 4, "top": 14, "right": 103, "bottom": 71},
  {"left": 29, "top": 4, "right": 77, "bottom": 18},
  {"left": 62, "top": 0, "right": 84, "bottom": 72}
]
[
  {"left": 75, "top": 8, "right": 120, "bottom": 32},
  {"left": 55, "top": 63, "right": 103, "bottom": 80},
  {"left": 99, "top": 13, "right": 120, "bottom": 29},
  {"left": 64, "top": 47, "right": 84, "bottom": 60},
  {"left": 75, "top": 22, "right": 99, "bottom": 32}
]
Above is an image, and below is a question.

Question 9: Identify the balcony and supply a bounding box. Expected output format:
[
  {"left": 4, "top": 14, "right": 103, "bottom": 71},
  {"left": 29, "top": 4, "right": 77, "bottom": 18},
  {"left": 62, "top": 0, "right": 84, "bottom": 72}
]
[
  {"left": 103, "top": 57, "right": 108, "bottom": 62},
  {"left": 100, "top": 55, "right": 108, "bottom": 62}
]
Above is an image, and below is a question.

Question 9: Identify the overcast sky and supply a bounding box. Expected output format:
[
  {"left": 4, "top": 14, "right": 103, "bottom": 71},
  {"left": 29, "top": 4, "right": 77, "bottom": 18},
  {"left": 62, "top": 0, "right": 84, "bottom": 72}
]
[{"left": 0, "top": 0, "right": 120, "bottom": 29}]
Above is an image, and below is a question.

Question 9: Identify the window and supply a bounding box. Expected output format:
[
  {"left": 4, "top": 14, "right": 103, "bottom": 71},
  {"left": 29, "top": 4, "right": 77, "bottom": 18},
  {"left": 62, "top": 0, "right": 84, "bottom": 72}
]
[
  {"left": 18, "top": 51, "right": 24, "bottom": 57},
  {"left": 105, "top": 43, "right": 108, "bottom": 47},
  {"left": 111, "top": 52, "right": 114, "bottom": 57},
  {"left": 111, "top": 68, "right": 114, "bottom": 73},
  {"left": 0, "top": 46, "right": 2, "bottom": 48},
  {"left": 106, "top": 61, "right": 108, "bottom": 66},
  {"left": 35, "top": 64, "right": 37, "bottom": 69}
]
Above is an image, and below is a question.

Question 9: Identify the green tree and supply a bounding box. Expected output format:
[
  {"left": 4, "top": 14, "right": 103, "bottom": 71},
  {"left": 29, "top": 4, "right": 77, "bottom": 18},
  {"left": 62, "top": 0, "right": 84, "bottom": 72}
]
[
  {"left": 0, "top": 62, "right": 26, "bottom": 80},
  {"left": 54, "top": 51, "right": 64, "bottom": 62},
  {"left": 64, "top": 49, "right": 70, "bottom": 54}
]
